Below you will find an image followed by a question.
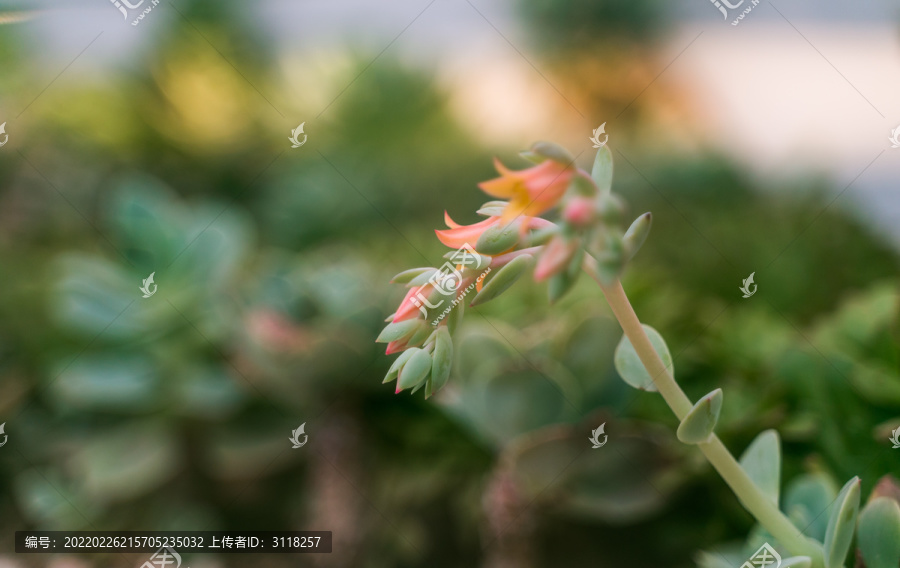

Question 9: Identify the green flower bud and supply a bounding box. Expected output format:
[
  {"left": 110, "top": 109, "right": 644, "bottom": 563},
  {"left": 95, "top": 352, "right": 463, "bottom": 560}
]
[
  {"left": 391, "top": 267, "right": 434, "bottom": 284},
  {"left": 547, "top": 246, "right": 583, "bottom": 303},
  {"left": 623, "top": 212, "right": 652, "bottom": 261},
  {"left": 430, "top": 327, "right": 453, "bottom": 397},
  {"left": 397, "top": 348, "right": 433, "bottom": 391},
  {"left": 524, "top": 225, "right": 558, "bottom": 247},
  {"left": 548, "top": 271, "right": 575, "bottom": 304},
  {"left": 405, "top": 322, "right": 435, "bottom": 348},
  {"left": 529, "top": 141, "right": 576, "bottom": 165},
  {"left": 470, "top": 254, "right": 532, "bottom": 307},
  {"left": 476, "top": 205, "right": 506, "bottom": 217},
  {"left": 443, "top": 249, "right": 490, "bottom": 271},
  {"left": 593, "top": 230, "right": 625, "bottom": 284},
  {"left": 383, "top": 348, "right": 416, "bottom": 384},
  {"left": 475, "top": 222, "right": 520, "bottom": 255},
  {"left": 447, "top": 300, "right": 465, "bottom": 336},
  {"left": 376, "top": 319, "right": 421, "bottom": 343},
  {"left": 570, "top": 175, "right": 597, "bottom": 197},
  {"left": 411, "top": 376, "right": 430, "bottom": 395},
  {"left": 406, "top": 268, "right": 439, "bottom": 287},
  {"left": 518, "top": 150, "right": 546, "bottom": 164},
  {"left": 597, "top": 192, "right": 625, "bottom": 224}
]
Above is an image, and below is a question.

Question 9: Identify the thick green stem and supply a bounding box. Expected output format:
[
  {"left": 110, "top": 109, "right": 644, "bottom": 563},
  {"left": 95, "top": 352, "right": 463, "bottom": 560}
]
[{"left": 583, "top": 259, "right": 824, "bottom": 566}]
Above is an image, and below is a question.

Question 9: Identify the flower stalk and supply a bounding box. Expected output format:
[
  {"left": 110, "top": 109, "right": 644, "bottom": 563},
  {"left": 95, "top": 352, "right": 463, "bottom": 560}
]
[
  {"left": 376, "top": 140, "right": 872, "bottom": 567},
  {"left": 583, "top": 258, "right": 825, "bottom": 566}
]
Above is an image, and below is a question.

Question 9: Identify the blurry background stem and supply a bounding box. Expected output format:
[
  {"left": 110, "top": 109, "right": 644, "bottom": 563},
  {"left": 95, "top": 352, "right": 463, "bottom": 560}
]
[
  {"left": 583, "top": 257, "right": 825, "bottom": 566},
  {"left": 482, "top": 462, "right": 536, "bottom": 568},
  {"left": 307, "top": 409, "right": 366, "bottom": 568}
]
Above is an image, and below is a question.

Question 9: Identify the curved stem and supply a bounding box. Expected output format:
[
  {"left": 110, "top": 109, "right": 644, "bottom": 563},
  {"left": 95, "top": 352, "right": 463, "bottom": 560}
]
[{"left": 583, "top": 258, "right": 824, "bottom": 566}]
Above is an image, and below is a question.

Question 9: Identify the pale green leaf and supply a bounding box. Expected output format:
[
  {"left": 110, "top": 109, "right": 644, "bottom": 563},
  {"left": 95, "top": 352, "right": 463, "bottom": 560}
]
[
  {"left": 823, "top": 477, "right": 861, "bottom": 568},
  {"left": 738, "top": 430, "right": 781, "bottom": 506},
  {"left": 430, "top": 327, "right": 453, "bottom": 396},
  {"left": 613, "top": 324, "right": 672, "bottom": 392},
  {"left": 470, "top": 254, "right": 533, "bottom": 307},
  {"left": 676, "top": 389, "right": 723, "bottom": 444},
  {"left": 857, "top": 497, "right": 900, "bottom": 568},
  {"left": 591, "top": 144, "right": 613, "bottom": 194}
]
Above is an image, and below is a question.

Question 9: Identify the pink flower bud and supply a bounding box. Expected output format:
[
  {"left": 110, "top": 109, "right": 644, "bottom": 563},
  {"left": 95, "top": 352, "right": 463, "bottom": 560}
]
[
  {"left": 563, "top": 196, "right": 597, "bottom": 227},
  {"left": 533, "top": 235, "right": 577, "bottom": 282}
]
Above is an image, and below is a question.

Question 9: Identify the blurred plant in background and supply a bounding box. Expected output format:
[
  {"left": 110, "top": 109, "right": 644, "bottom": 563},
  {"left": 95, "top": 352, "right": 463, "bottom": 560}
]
[{"left": 0, "top": 0, "right": 898, "bottom": 567}]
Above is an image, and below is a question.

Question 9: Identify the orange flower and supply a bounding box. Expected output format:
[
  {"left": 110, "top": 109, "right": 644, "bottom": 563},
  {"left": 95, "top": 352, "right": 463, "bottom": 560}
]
[
  {"left": 435, "top": 211, "right": 555, "bottom": 250},
  {"left": 392, "top": 284, "right": 432, "bottom": 323},
  {"left": 435, "top": 213, "right": 499, "bottom": 249},
  {"left": 478, "top": 158, "right": 574, "bottom": 222}
]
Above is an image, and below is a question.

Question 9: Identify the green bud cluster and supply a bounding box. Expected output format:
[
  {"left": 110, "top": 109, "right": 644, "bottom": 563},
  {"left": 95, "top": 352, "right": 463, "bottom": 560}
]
[{"left": 380, "top": 326, "right": 453, "bottom": 398}]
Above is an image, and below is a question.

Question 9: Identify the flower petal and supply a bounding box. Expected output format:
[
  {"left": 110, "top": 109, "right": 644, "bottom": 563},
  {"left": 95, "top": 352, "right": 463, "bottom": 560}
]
[
  {"left": 443, "top": 210, "right": 462, "bottom": 229},
  {"left": 435, "top": 217, "right": 499, "bottom": 249}
]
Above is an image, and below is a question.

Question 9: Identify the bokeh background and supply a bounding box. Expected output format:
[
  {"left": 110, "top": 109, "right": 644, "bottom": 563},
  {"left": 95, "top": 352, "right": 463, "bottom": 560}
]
[{"left": 0, "top": 0, "right": 899, "bottom": 566}]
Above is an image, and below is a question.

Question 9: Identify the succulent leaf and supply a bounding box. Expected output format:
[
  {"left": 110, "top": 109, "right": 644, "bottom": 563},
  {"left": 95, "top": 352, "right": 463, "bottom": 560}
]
[
  {"left": 475, "top": 222, "right": 520, "bottom": 255},
  {"left": 738, "top": 430, "right": 781, "bottom": 506},
  {"left": 857, "top": 496, "right": 900, "bottom": 568},
  {"left": 470, "top": 254, "right": 533, "bottom": 307},
  {"left": 783, "top": 473, "right": 838, "bottom": 541},
  {"left": 430, "top": 327, "right": 453, "bottom": 396},
  {"left": 591, "top": 144, "right": 613, "bottom": 194},
  {"left": 613, "top": 324, "right": 672, "bottom": 392},
  {"left": 376, "top": 319, "right": 421, "bottom": 343},
  {"left": 780, "top": 557, "right": 812, "bottom": 568},
  {"left": 476, "top": 206, "right": 506, "bottom": 217},
  {"left": 623, "top": 212, "right": 652, "bottom": 261},
  {"left": 446, "top": 300, "right": 464, "bottom": 336},
  {"left": 383, "top": 348, "right": 416, "bottom": 384},
  {"left": 676, "top": 388, "right": 723, "bottom": 444},
  {"left": 530, "top": 141, "right": 576, "bottom": 165},
  {"left": 823, "top": 477, "right": 861, "bottom": 568},
  {"left": 407, "top": 269, "right": 439, "bottom": 287},
  {"left": 391, "top": 267, "right": 434, "bottom": 284},
  {"left": 397, "top": 348, "right": 432, "bottom": 391}
]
